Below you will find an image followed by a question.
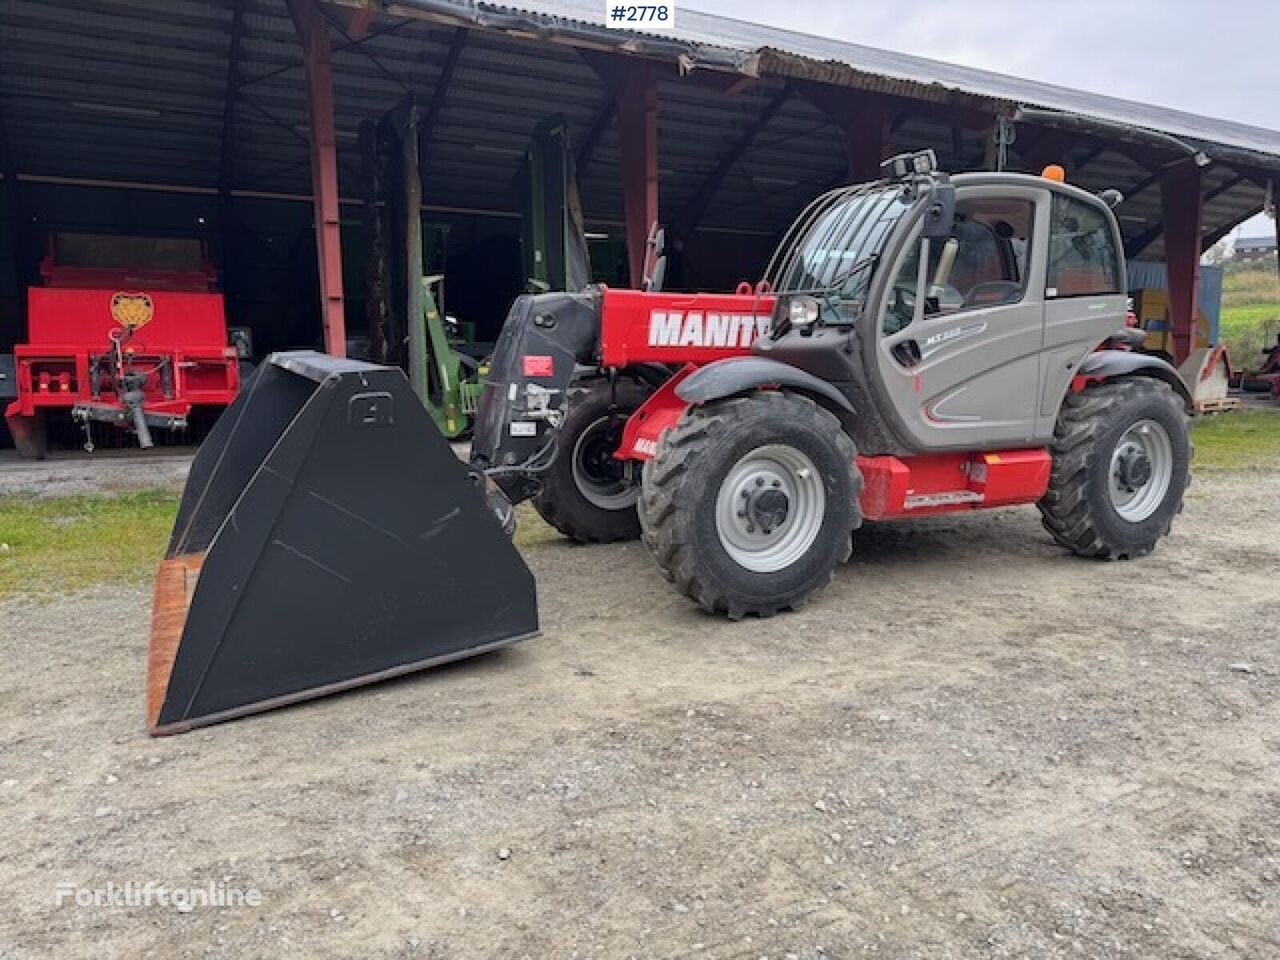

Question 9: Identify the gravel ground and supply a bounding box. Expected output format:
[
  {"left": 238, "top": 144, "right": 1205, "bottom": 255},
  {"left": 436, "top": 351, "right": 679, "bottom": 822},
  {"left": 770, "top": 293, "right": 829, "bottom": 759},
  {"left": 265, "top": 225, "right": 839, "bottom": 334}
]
[
  {"left": 0, "top": 450, "right": 195, "bottom": 498},
  {"left": 0, "top": 467, "right": 1277, "bottom": 959}
]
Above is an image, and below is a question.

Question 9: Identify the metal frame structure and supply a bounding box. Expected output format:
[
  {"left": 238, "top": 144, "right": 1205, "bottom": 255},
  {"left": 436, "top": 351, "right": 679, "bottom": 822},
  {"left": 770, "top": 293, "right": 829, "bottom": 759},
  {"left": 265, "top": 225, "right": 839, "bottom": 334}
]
[{"left": 2, "top": 0, "right": 1279, "bottom": 367}]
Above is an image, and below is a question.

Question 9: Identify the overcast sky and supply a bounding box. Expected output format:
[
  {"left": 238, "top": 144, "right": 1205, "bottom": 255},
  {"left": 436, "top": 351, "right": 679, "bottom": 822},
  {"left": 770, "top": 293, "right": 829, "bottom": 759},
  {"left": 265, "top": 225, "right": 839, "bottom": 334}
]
[{"left": 688, "top": 0, "right": 1279, "bottom": 239}]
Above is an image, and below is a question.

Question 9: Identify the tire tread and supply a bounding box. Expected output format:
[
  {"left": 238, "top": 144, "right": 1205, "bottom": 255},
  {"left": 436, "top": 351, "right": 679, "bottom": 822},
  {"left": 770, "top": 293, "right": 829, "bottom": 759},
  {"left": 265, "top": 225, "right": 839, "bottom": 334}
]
[
  {"left": 639, "top": 392, "right": 859, "bottom": 618},
  {"left": 1037, "top": 377, "right": 1189, "bottom": 560}
]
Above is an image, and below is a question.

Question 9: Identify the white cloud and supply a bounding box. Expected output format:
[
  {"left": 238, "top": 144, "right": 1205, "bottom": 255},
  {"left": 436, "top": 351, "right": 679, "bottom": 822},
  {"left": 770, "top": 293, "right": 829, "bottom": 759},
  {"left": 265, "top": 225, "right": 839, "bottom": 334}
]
[
  {"left": 689, "top": 0, "right": 1280, "bottom": 130},
  {"left": 687, "top": 0, "right": 1280, "bottom": 237}
]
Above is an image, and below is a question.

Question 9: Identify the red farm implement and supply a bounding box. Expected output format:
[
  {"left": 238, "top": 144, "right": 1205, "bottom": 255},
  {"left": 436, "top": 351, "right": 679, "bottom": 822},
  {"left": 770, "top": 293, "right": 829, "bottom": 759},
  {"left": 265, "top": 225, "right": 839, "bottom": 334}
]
[{"left": 3, "top": 233, "right": 240, "bottom": 458}]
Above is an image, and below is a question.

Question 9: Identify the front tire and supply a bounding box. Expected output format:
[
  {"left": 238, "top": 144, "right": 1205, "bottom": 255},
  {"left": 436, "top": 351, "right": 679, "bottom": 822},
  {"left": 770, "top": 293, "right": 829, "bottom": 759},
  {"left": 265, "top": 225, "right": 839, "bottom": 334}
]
[
  {"left": 639, "top": 391, "right": 860, "bottom": 619},
  {"left": 533, "top": 378, "right": 649, "bottom": 543},
  {"left": 1039, "top": 377, "right": 1190, "bottom": 559}
]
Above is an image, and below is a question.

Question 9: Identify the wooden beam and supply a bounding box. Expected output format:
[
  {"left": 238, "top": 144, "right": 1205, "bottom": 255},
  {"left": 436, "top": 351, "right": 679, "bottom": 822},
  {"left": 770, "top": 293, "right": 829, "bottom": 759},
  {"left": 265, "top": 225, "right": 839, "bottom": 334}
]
[
  {"left": 330, "top": 3, "right": 373, "bottom": 40},
  {"left": 418, "top": 28, "right": 468, "bottom": 169},
  {"left": 236, "top": 158, "right": 313, "bottom": 190},
  {"left": 575, "top": 97, "right": 615, "bottom": 181},
  {"left": 1196, "top": 180, "right": 1262, "bottom": 250},
  {"left": 688, "top": 71, "right": 758, "bottom": 96},
  {"left": 238, "top": 92, "right": 313, "bottom": 148},
  {"left": 315, "top": 1, "right": 410, "bottom": 93},
  {"left": 1119, "top": 169, "right": 1161, "bottom": 206},
  {"left": 218, "top": 0, "right": 248, "bottom": 194},
  {"left": 801, "top": 82, "right": 993, "bottom": 135},
  {"left": 1205, "top": 173, "right": 1249, "bottom": 204},
  {"left": 800, "top": 83, "right": 889, "bottom": 182},
  {"left": 1014, "top": 112, "right": 1196, "bottom": 175},
  {"left": 1199, "top": 219, "right": 1243, "bottom": 253},
  {"left": 673, "top": 83, "right": 793, "bottom": 240},
  {"left": 1124, "top": 171, "right": 1246, "bottom": 259},
  {"left": 1017, "top": 127, "right": 1072, "bottom": 171},
  {"left": 1123, "top": 218, "right": 1164, "bottom": 260},
  {"left": 1194, "top": 174, "right": 1272, "bottom": 251},
  {"left": 0, "top": 93, "right": 25, "bottom": 319},
  {"left": 237, "top": 18, "right": 416, "bottom": 90},
  {"left": 218, "top": 0, "right": 248, "bottom": 302},
  {"left": 1072, "top": 145, "right": 1104, "bottom": 176}
]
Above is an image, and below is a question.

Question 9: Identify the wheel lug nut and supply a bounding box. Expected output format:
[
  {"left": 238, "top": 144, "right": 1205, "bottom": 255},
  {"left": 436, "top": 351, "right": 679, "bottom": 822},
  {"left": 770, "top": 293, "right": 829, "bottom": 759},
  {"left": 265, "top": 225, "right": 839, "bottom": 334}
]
[
  {"left": 771, "top": 479, "right": 780, "bottom": 487},
  {"left": 755, "top": 477, "right": 764, "bottom": 486},
  {"left": 746, "top": 524, "right": 755, "bottom": 533}
]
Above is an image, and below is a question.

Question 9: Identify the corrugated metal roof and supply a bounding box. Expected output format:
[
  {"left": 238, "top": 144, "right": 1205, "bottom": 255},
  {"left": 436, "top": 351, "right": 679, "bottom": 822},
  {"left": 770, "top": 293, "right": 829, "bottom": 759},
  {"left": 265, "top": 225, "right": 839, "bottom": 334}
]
[
  {"left": 402, "top": 0, "right": 1280, "bottom": 165},
  {"left": 0, "top": 0, "right": 1274, "bottom": 266}
]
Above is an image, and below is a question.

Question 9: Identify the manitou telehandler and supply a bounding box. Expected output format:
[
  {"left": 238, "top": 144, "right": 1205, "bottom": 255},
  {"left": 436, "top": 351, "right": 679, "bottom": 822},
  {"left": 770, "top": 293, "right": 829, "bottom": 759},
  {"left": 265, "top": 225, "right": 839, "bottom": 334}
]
[
  {"left": 472, "top": 152, "right": 1192, "bottom": 616},
  {"left": 146, "top": 151, "right": 1191, "bottom": 732}
]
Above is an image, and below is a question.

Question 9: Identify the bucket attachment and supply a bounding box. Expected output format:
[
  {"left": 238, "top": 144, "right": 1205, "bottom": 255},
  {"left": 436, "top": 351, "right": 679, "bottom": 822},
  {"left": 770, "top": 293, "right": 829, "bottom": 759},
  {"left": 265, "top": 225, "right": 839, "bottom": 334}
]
[{"left": 147, "top": 351, "right": 537, "bottom": 736}]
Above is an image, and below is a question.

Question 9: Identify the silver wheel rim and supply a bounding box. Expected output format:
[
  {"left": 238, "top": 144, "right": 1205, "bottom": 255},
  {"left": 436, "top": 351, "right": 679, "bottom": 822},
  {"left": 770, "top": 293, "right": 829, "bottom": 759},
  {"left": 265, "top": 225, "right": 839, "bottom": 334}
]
[
  {"left": 571, "top": 416, "right": 640, "bottom": 511},
  {"left": 1108, "top": 419, "right": 1174, "bottom": 522},
  {"left": 714, "top": 444, "right": 826, "bottom": 573}
]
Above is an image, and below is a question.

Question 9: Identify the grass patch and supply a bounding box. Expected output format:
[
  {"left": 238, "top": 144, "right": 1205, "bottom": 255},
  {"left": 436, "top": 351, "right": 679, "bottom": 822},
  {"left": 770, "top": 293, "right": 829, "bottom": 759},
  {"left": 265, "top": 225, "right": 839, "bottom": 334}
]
[
  {"left": 0, "top": 490, "right": 179, "bottom": 600},
  {"left": 1192, "top": 409, "right": 1280, "bottom": 471},
  {"left": 1222, "top": 264, "right": 1280, "bottom": 306},
  {"left": 513, "top": 503, "right": 559, "bottom": 549},
  {"left": 7, "top": 410, "right": 1269, "bottom": 600},
  {"left": 1220, "top": 266, "right": 1280, "bottom": 363},
  {"left": 0, "top": 490, "right": 561, "bottom": 600}
]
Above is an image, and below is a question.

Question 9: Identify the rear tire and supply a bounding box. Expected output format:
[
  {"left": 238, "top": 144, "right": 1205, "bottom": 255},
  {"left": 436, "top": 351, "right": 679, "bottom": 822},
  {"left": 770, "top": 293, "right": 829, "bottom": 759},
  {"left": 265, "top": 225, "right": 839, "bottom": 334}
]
[
  {"left": 639, "top": 391, "right": 860, "bottom": 619},
  {"left": 1039, "top": 377, "right": 1190, "bottom": 559},
  {"left": 533, "top": 378, "right": 649, "bottom": 543}
]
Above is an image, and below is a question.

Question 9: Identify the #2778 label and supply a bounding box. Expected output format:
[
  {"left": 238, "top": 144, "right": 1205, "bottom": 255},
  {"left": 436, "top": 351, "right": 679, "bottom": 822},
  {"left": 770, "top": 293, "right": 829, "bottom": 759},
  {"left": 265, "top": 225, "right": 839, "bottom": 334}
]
[{"left": 605, "top": 3, "right": 675, "bottom": 28}]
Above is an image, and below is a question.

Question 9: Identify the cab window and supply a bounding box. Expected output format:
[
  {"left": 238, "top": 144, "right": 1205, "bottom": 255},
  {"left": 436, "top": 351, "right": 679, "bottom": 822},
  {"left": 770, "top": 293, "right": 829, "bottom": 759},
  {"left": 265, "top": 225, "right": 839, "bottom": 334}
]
[
  {"left": 1046, "top": 194, "right": 1122, "bottom": 297},
  {"left": 883, "top": 197, "right": 1035, "bottom": 334}
]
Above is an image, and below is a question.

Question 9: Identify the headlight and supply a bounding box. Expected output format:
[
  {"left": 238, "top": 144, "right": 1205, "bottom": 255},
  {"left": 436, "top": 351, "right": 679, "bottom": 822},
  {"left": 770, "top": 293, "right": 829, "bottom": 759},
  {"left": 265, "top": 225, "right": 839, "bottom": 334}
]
[{"left": 787, "top": 296, "right": 820, "bottom": 330}]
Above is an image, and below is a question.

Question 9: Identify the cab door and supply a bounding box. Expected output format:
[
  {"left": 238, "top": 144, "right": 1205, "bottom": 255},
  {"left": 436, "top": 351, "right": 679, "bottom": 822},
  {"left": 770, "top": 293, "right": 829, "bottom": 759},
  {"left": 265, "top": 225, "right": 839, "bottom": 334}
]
[
  {"left": 875, "top": 184, "right": 1051, "bottom": 450},
  {"left": 1035, "top": 192, "right": 1129, "bottom": 438}
]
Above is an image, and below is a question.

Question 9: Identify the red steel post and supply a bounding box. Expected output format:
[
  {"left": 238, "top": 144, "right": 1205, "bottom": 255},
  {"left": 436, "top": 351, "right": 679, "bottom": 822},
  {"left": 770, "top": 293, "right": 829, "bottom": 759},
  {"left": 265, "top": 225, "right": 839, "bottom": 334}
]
[
  {"left": 616, "top": 63, "right": 659, "bottom": 288},
  {"left": 288, "top": 0, "right": 347, "bottom": 356},
  {"left": 1160, "top": 161, "right": 1204, "bottom": 366},
  {"left": 584, "top": 53, "right": 659, "bottom": 288}
]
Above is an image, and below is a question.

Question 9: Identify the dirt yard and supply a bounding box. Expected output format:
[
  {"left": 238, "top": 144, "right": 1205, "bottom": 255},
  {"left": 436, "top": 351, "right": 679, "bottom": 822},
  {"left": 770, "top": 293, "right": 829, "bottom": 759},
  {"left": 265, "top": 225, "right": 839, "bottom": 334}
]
[
  {"left": 0, "top": 464, "right": 1277, "bottom": 958},
  {"left": 0, "top": 449, "right": 196, "bottom": 498}
]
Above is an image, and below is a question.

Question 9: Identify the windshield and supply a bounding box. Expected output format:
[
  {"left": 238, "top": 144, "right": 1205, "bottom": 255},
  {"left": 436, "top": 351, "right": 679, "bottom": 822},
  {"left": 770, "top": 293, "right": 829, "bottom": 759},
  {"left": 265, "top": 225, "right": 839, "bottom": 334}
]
[{"left": 766, "top": 185, "right": 913, "bottom": 300}]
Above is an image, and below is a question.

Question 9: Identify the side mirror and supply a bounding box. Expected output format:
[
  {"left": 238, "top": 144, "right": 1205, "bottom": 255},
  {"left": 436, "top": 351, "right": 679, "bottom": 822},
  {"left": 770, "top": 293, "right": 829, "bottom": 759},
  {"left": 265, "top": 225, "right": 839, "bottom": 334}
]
[
  {"left": 640, "top": 221, "right": 665, "bottom": 290},
  {"left": 647, "top": 255, "right": 667, "bottom": 293},
  {"left": 1098, "top": 188, "right": 1124, "bottom": 209},
  {"left": 922, "top": 183, "right": 956, "bottom": 239}
]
